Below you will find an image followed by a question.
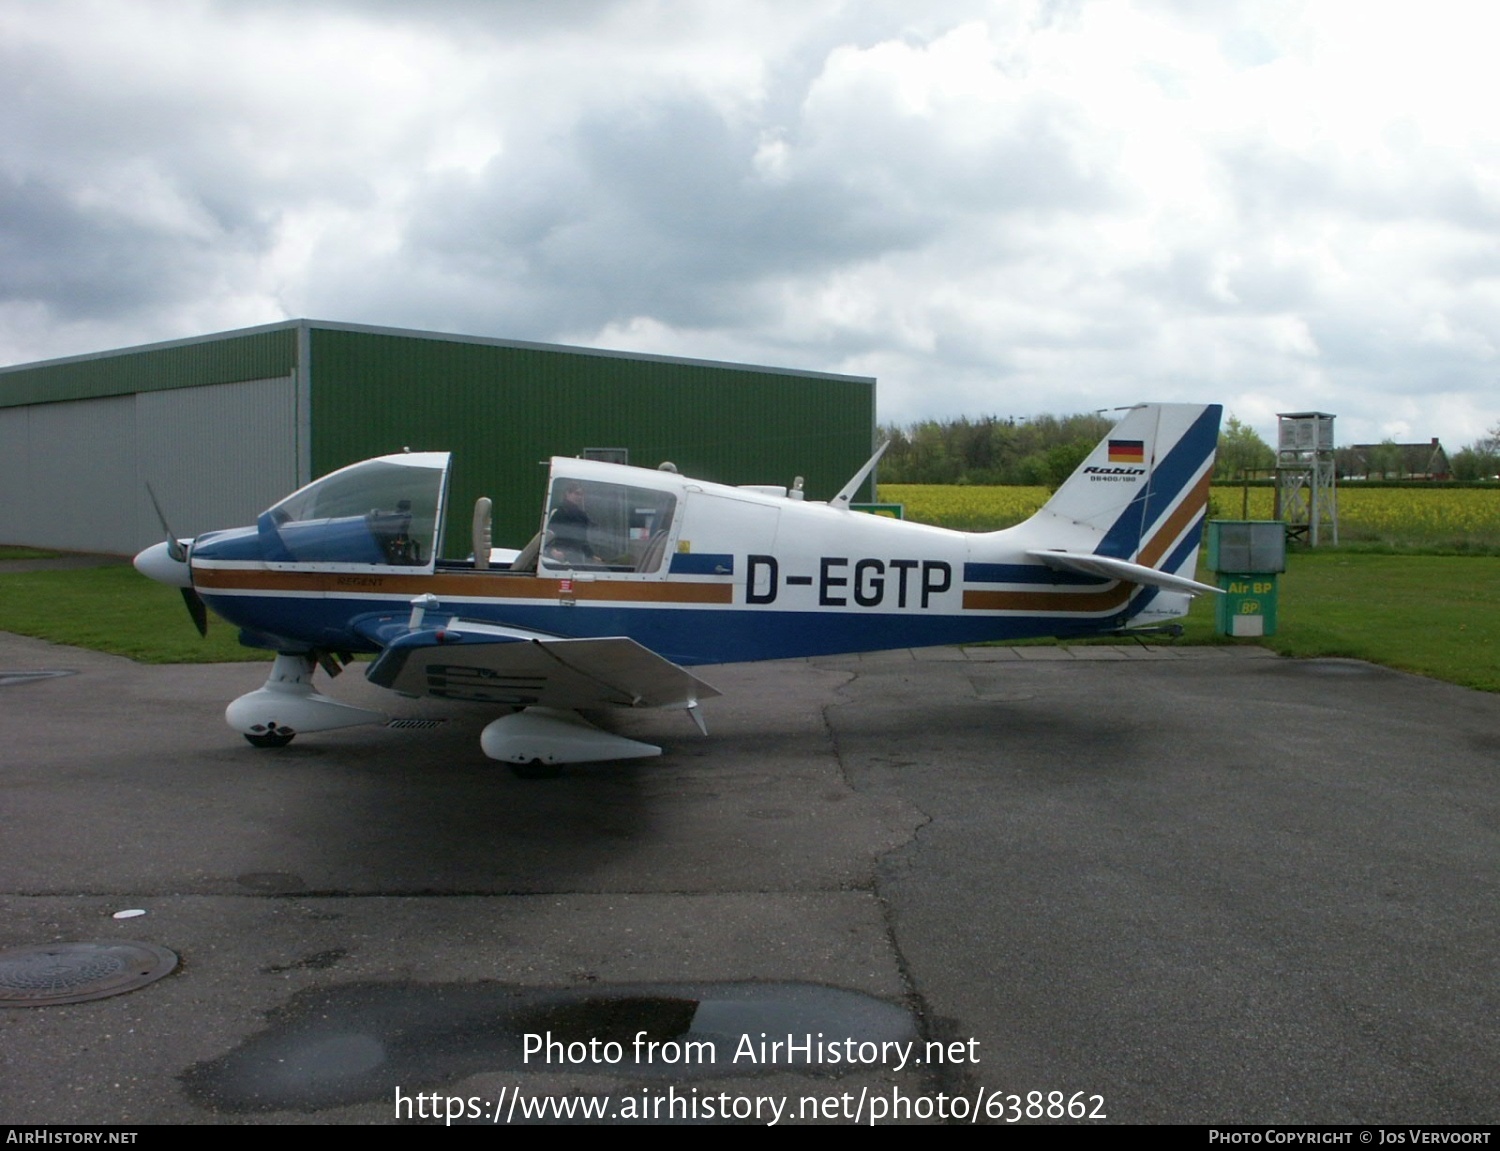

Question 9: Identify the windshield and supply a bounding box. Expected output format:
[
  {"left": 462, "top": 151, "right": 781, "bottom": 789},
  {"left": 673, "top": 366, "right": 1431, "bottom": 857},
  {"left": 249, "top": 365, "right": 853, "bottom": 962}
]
[{"left": 260, "top": 453, "right": 449, "bottom": 566}]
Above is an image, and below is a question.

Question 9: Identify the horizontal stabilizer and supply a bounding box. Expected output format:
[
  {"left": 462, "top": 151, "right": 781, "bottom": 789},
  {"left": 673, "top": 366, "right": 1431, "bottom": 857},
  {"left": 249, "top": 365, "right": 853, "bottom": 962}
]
[{"left": 1026, "top": 549, "right": 1222, "bottom": 596}]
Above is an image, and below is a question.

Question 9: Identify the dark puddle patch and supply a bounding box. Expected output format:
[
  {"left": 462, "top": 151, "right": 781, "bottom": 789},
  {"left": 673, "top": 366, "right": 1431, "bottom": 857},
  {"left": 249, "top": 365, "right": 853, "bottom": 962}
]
[
  {"left": 1268, "top": 659, "right": 1385, "bottom": 677},
  {"left": 183, "top": 981, "right": 917, "bottom": 1113},
  {"left": 236, "top": 872, "right": 307, "bottom": 894},
  {"left": 517, "top": 994, "right": 698, "bottom": 1046},
  {"left": 263, "top": 949, "right": 348, "bottom": 974}
]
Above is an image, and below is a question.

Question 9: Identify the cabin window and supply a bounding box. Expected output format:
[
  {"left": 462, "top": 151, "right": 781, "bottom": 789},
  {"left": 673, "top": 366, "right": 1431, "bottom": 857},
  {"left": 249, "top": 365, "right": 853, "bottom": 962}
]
[
  {"left": 540, "top": 479, "right": 676, "bottom": 573},
  {"left": 261, "top": 458, "right": 446, "bottom": 566}
]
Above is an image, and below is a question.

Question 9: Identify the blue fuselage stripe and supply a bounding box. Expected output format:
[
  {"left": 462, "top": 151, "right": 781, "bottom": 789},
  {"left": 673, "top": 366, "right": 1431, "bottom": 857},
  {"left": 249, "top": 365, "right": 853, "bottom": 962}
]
[
  {"left": 201, "top": 590, "right": 1146, "bottom": 665},
  {"left": 668, "top": 553, "right": 735, "bottom": 575},
  {"left": 964, "top": 563, "right": 1109, "bottom": 586}
]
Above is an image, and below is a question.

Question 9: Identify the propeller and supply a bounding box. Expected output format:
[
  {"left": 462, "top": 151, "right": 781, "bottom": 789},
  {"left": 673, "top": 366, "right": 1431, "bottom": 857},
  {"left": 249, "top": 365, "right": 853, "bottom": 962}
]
[
  {"left": 181, "top": 586, "right": 209, "bottom": 638},
  {"left": 146, "top": 485, "right": 188, "bottom": 564},
  {"left": 142, "top": 485, "right": 210, "bottom": 638}
]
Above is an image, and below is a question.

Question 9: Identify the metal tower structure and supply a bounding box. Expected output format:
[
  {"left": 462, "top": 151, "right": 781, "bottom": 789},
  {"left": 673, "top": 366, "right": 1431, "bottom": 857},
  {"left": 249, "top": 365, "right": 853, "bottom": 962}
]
[{"left": 1274, "top": 411, "right": 1338, "bottom": 546}]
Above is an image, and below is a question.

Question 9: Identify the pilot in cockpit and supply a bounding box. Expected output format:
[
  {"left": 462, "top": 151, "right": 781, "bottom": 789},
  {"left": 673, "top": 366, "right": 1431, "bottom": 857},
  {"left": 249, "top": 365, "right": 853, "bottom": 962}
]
[
  {"left": 373, "top": 498, "right": 421, "bottom": 565},
  {"left": 545, "top": 482, "right": 602, "bottom": 566}
]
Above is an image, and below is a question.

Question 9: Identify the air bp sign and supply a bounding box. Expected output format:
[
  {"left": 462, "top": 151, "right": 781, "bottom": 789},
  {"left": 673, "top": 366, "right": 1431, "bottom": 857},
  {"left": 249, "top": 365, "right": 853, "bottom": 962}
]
[{"left": 1216, "top": 576, "right": 1280, "bottom": 637}]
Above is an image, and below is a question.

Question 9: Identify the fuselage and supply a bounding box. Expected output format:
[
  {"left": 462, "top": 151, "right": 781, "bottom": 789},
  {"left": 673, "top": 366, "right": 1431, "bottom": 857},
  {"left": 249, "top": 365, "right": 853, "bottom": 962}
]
[{"left": 184, "top": 453, "right": 1179, "bottom": 666}]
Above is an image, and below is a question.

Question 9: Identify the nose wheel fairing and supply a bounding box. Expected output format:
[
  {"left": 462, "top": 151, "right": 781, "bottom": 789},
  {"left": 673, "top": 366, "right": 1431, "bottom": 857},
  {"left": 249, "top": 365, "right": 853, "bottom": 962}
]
[
  {"left": 224, "top": 655, "right": 682, "bottom": 764},
  {"left": 225, "top": 653, "right": 385, "bottom": 747}
]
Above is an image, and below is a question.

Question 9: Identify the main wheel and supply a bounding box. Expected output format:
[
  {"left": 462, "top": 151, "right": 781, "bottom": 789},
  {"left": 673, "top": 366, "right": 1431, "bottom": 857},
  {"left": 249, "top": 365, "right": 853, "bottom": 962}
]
[{"left": 245, "top": 731, "right": 295, "bottom": 749}]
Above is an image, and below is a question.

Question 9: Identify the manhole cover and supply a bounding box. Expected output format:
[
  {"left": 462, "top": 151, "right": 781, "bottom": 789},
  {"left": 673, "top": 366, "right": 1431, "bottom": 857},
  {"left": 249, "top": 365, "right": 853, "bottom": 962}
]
[{"left": 0, "top": 942, "right": 178, "bottom": 1006}]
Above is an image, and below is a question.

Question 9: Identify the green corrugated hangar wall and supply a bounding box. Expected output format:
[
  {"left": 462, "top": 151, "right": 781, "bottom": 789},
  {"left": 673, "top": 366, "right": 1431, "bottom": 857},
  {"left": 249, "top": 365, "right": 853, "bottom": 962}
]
[
  {"left": 0, "top": 320, "right": 877, "bottom": 556},
  {"left": 307, "top": 326, "right": 875, "bottom": 551}
]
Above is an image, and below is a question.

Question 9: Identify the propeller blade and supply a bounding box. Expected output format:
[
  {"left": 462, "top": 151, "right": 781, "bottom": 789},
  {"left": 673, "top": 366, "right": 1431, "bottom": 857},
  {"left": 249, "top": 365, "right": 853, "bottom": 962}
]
[
  {"left": 145, "top": 483, "right": 187, "bottom": 563},
  {"left": 181, "top": 588, "right": 209, "bottom": 638},
  {"left": 142, "top": 484, "right": 204, "bottom": 636}
]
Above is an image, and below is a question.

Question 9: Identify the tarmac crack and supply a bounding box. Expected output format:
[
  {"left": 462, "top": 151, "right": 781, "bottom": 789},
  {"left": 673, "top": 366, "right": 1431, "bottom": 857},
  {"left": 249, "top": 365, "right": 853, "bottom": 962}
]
[{"left": 818, "top": 675, "right": 953, "bottom": 1097}]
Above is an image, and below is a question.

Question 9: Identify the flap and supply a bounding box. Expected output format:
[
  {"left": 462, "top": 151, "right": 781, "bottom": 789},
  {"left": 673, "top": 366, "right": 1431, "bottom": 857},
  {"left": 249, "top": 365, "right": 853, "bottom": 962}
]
[{"left": 364, "top": 617, "right": 719, "bottom": 710}]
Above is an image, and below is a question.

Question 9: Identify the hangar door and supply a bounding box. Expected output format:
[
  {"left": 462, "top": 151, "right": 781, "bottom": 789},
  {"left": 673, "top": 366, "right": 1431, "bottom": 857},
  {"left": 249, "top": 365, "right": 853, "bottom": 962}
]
[{"left": 0, "top": 376, "right": 299, "bottom": 555}]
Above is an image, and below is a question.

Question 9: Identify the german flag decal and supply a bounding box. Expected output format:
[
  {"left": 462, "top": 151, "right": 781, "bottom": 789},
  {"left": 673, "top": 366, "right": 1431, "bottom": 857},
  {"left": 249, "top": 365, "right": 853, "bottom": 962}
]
[{"left": 1108, "top": 439, "right": 1145, "bottom": 464}]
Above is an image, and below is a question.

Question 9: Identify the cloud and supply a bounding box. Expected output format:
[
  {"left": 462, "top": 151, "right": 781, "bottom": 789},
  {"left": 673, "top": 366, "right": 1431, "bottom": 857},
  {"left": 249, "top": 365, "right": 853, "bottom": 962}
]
[{"left": 2, "top": 0, "right": 1498, "bottom": 450}]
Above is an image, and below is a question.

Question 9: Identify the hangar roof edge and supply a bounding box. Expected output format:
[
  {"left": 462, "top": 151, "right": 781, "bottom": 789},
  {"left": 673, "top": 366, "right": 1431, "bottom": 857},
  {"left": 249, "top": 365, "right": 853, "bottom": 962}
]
[{"left": 0, "top": 318, "right": 876, "bottom": 387}]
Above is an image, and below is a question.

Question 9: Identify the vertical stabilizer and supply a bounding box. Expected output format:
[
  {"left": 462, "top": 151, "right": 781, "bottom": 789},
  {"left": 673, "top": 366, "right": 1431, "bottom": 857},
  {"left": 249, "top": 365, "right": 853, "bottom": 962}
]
[{"left": 1021, "top": 404, "right": 1222, "bottom": 582}]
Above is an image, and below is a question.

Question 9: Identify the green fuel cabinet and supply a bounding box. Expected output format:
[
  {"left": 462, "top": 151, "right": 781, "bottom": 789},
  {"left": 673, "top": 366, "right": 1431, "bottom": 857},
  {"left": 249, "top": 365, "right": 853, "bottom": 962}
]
[{"left": 1205, "top": 521, "right": 1286, "bottom": 638}]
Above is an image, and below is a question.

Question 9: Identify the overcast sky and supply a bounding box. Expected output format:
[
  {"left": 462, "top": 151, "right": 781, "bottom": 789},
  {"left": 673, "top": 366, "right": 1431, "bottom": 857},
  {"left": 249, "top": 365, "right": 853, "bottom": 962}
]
[{"left": 3, "top": 0, "right": 1498, "bottom": 449}]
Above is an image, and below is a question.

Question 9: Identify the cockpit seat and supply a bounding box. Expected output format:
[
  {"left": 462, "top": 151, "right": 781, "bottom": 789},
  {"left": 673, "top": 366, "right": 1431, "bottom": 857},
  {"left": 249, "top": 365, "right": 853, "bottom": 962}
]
[{"left": 508, "top": 531, "right": 543, "bottom": 573}]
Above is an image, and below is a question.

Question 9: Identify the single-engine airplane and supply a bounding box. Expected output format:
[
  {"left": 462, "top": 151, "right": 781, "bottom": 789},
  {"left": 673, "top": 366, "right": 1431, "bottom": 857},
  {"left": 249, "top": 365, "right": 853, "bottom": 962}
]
[{"left": 135, "top": 402, "right": 1222, "bottom": 768}]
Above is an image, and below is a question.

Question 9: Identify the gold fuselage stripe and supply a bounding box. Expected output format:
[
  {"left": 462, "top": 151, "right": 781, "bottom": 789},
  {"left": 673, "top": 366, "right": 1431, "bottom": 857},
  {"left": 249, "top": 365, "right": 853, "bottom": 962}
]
[
  {"left": 961, "top": 585, "right": 1133, "bottom": 613},
  {"left": 193, "top": 567, "right": 734, "bottom": 604}
]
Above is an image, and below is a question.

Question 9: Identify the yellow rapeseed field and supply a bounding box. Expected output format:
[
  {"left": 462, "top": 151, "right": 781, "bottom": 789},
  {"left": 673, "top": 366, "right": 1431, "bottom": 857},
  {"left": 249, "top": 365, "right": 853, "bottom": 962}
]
[
  {"left": 881, "top": 483, "right": 1500, "bottom": 546},
  {"left": 878, "top": 485, "right": 1050, "bottom": 531}
]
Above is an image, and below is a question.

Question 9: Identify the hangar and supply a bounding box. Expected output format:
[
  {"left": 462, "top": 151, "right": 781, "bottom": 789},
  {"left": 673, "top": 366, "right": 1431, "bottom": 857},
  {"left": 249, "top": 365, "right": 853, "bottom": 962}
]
[{"left": 0, "top": 320, "right": 876, "bottom": 556}]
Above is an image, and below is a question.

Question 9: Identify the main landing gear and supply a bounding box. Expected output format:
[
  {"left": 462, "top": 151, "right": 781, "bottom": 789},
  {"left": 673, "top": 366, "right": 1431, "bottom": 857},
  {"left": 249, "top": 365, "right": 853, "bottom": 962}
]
[{"left": 480, "top": 707, "right": 663, "bottom": 771}]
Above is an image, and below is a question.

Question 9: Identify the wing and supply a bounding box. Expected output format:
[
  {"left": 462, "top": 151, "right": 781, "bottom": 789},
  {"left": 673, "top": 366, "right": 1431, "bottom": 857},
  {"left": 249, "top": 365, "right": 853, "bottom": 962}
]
[{"left": 359, "top": 617, "right": 719, "bottom": 710}]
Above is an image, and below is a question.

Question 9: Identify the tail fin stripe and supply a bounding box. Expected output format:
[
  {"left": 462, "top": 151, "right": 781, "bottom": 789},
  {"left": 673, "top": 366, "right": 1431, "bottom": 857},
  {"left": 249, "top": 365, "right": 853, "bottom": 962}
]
[
  {"left": 1137, "top": 470, "right": 1213, "bottom": 569},
  {"left": 1094, "top": 487, "right": 1153, "bottom": 561},
  {"left": 1139, "top": 405, "right": 1221, "bottom": 537},
  {"left": 1161, "top": 511, "right": 1208, "bottom": 577},
  {"left": 1095, "top": 405, "right": 1220, "bottom": 560}
]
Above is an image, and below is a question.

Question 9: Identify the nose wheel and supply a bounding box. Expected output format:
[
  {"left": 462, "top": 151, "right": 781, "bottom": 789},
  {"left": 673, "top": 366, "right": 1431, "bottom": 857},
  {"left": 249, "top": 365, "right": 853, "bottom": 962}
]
[
  {"left": 226, "top": 653, "right": 384, "bottom": 749},
  {"left": 245, "top": 728, "right": 295, "bottom": 749},
  {"left": 509, "top": 759, "right": 562, "bottom": 780}
]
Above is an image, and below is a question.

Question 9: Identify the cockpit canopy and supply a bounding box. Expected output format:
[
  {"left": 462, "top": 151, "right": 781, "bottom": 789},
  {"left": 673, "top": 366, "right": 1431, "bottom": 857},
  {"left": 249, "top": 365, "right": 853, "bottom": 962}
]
[
  {"left": 258, "top": 452, "right": 449, "bottom": 567},
  {"left": 539, "top": 473, "right": 678, "bottom": 573}
]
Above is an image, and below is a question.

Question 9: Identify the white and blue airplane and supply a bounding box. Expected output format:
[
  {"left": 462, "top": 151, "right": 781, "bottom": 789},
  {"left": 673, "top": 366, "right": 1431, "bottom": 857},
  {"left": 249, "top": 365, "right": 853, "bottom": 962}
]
[{"left": 135, "top": 402, "right": 1222, "bottom": 768}]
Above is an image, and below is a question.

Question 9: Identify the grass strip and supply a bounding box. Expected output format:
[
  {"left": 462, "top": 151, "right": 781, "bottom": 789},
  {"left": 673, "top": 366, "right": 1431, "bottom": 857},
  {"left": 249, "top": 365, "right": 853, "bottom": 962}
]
[
  {"left": 1, "top": 553, "right": 1497, "bottom": 691},
  {"left": 0, "top": 565, "right": 270, "bottom": 663}
]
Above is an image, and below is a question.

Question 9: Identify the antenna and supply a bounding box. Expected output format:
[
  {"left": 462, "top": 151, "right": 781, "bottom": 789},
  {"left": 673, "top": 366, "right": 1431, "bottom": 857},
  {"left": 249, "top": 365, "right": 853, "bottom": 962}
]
[{"left": 832, "top": 442, "right": 890, "bottom": 509}]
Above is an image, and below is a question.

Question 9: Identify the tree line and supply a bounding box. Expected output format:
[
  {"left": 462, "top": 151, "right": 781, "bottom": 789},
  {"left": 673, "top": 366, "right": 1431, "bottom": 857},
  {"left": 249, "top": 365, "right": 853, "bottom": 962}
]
[
  {"left": 878, "top": 410, "right": 1249, "bottom": 486},
  {"left": 877, "top": 413, "right": 1115, "bottom": 487},
  {"left": 1451, "top": 427, "right": 1500, "bottom": 481},
  {"left": 879, "top": 412, "right": 1500, "bottom": 485}
]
